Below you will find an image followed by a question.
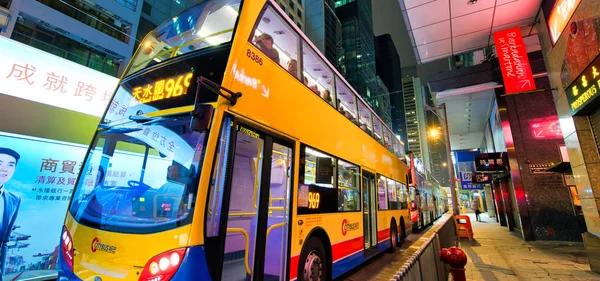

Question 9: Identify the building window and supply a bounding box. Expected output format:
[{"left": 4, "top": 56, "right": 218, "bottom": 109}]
[
  {"left": 142, "top": 1, "right": 152, "bottom": 15},
  {"left": 114, "top": 0, "right": 137, "bottom": 11},
  {"left": 37, "top": 0, "right": 132, "bottom": 43},
  {"left": 11, "top": 16, "right": 122, "bottom": 77},
  {"left": 297, "top": 8, "right": 302, "bottom": 18},
  {"left": 1, "top": 0, "right": 11, "bottom": 8}
]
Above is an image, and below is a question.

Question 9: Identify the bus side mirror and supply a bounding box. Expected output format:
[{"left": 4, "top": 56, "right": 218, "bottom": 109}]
[{"left": 191, "top": 104, "right": 214, "bottom": 131}]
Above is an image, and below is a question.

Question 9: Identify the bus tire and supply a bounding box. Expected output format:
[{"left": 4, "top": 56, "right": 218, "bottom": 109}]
[
  {"left": 399, "top": 217, "right": 406, "bottom": 245},
  {"left": 298, "top": 237, "right": 328, "bottom": 281},
  {"left": 386, "top": 220, "right": 398, "bottom": 253}
]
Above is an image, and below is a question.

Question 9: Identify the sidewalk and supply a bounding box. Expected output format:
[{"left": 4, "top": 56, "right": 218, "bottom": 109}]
[{"left": 460, "top": 213, "right": 600, "bottom": 281}]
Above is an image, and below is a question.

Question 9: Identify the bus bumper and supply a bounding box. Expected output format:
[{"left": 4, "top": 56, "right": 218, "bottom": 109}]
[{"left": 57, "top": 245, "right": 213, "bottom": 280}]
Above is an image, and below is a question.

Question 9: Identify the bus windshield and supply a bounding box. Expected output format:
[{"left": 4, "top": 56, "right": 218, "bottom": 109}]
[
  {"left": 126, "top": 0, "right": 241, "bottom": 77},
  {"left": 69, "top": 116, "right": 208, "bottom": 234}
]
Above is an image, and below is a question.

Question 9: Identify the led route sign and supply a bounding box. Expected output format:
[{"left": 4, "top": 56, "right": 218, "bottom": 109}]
[
  {"left": 566, "top": 54, "right": 600, "bottom": 115},
  {"left": 132, "top": 72, "right": 193, "bottom": 104}
]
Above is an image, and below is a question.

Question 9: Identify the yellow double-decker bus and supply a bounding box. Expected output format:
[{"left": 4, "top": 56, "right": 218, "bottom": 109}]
[{"left": 58, "top": 1, "right": 414, "bottom": 280}]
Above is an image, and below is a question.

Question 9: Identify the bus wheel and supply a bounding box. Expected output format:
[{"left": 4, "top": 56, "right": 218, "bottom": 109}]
[
  {"left": 299, "top": 237, "right": 327, "bottom": 281},
  {"left": 387, "top": 221, "right": 398, "bottom": 253},
  {"left": 399, "top": 220, "right": 406, "bottom": 245}
]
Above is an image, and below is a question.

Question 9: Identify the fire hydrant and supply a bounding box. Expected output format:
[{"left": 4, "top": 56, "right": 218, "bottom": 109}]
[{"left": 440, "top": 247, "right": 468, "bottom": 281}]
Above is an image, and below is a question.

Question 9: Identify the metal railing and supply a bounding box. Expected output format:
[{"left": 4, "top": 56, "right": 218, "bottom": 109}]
[{"left": 392, "top": 214, "right": 457, "bottom": 281}]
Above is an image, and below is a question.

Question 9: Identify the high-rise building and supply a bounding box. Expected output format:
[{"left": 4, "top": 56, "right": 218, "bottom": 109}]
[
  {"left": 305, "top": 0, "right": 342, "bottom": 69},
  {"left": 274, "top": 0, "right": 305, "bottom": 30},
  {"left": 403, "top": 76, "right": 430, "bottom": 169},
  {"left": 375, "top": 33, "right": 405, "bottom": 143},
  {"left": 1, "top": 0, "right": 143, "bottom": 77},
  {"left": 335, "top": 0, "right": 391, "bottom": 126}
]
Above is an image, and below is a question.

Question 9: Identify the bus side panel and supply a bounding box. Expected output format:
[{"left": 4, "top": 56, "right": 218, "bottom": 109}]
[{"left": 289, "top": 212, "right": 364, "bottom": 280}]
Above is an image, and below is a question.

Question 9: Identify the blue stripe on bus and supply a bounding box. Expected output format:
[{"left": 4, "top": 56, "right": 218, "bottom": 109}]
[{"left": 332, "top": 250, "right": 364, "bottom": 279}]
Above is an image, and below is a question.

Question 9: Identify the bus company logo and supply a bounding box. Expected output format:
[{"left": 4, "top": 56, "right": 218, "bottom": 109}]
[
  {"left": 341, "top": 219, "right": 359, "bottom": 236},
  {"left": 91, "top": 238, "right": 117, "bottom": 254}
]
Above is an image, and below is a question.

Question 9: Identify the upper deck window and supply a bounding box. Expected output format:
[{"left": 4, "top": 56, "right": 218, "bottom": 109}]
[
  {"left": 357, "top": 100, "right": 373, "bottom": 135},
  {"left": 251, "top": 5, "right": 299, "bottom": 77},
  {"left": 303, "top": 41, "right": 335, "bottom": 107},
  {"left": 336, "top": 76, "right": 358, "bottom": 123},
  {"left": 126, "top": 0, "right": 241, "bottom": 77}
]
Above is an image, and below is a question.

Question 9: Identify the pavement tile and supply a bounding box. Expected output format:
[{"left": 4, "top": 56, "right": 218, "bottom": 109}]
[{"left": 458, "top": 214, "right": 600, "bottom": 281}]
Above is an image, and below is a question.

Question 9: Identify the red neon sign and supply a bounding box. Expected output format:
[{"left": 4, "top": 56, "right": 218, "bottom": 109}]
[
  {"left": 547, "top": 0, "right": 582, "bottom": 45},
  {"left": 529, "top": 116, "right": 562, "bottom": 140},
  {"left": 493, "top": 27, "right": 536, "bottom": 95}
]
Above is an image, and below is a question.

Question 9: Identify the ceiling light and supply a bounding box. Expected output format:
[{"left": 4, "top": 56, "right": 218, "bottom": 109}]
[{"left": 468, "top": 0, "right": 477, "bottom": 5}]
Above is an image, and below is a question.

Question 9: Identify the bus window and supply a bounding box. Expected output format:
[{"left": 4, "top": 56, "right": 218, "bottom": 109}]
[
  {"left": 387, "top": 178, "right": 398, "bottom": 210},
  {"left": 357, "top": 100, "right": 373, "bottom": 135},
  {"left": 128, "top": 0, "right": 241, "bottom": 76},
  {"left": 251, "top": 5, "right": 299, "bottom": 76},
  {"left": 397, "top": 181, "right": 408, "bottom": 209},
  {"left": 302, "top": 41, "right": 335, "bottom": 107},
  {"left": 372, "top": 118, "right": 383, "bottom": 144},
  {"left": 303, "top": 147, "right": 335, "bottom": 188},
  {"left": 378, "top": 175, "right": 388, "bottom": 210},
  {"left": 393, "top": 138, "right": 400, "bottom": 156},
  {"left": 337, "top": 159, "right": 359, "bottom": 211},
  {"left": 383, "top": 128, "right": 392, "bottom": 150},
  {"left": 335, "top": 76, "right": 358, "bottom": 123}
]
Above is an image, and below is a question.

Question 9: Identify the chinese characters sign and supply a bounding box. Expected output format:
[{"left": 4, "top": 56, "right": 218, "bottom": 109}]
[
  {"left": 132, "top": 72, "right": 193, "bottom": 104},
  {"left": 529, "top": 116, "right": 562, "bottom": 139},
  {"left": 0, "top": 36, "right": 118, "bottom": 117},
  {"left": 547, "top": 0, "right": 582, "bottom": 45},
  {"left": 493, "top": 27, "right": 536, "bottom": 94},
  {"left": 566, "top": 54, "right": 600, "bottom": 115}
]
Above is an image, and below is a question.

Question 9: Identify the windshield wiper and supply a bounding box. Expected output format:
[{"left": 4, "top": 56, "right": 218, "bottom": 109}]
[
  {"left": 129, "top": 115, "right": 158, "bottom": 123},
  {"left": 103, "top": 127, "right": 143, "bottom": 134}
]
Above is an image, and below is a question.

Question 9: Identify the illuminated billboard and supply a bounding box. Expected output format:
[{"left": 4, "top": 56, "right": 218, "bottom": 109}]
[
  {"left": 547, "top": 0, "right": 582, "bottom": 45},
  {"left": 0, "top": 36, "right": 119, "bottom": 117}
]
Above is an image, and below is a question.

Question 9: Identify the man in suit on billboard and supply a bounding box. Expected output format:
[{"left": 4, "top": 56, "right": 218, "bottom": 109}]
[{"left": 0, "top": 148, "right": 22, "bottom": 279}]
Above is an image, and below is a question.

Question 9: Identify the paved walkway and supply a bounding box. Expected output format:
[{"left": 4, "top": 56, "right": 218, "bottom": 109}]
[{"left": 460, "top": 213, "right": 600, "bottom": 281}]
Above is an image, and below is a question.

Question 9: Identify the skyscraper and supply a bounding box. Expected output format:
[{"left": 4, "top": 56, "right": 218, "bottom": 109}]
[
  {"left": 335, "top": 0, "right": 391, "bottom": 126},
  {"left": 403, "top": 76, "right": 430, "bottom": 168},
  {"left": 375, "top": 34, "right": 406, "bottom": 143},
  {"left": 305, "top": 0, "right": 342, "bottom": 69},
  {"left": 274, "top": 0, "right": 306, "bottom": 30}
]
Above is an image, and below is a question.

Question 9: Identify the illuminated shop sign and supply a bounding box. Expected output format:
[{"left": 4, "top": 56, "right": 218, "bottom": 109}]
[
  {"left": 529, "top": 116, "right": 562, "bottom": 139},
  {"left": 0, "top": 36, "right": 119, "bottom": 117},
  {"left": 566, "top": 54, "right": 600, "bottom": 115},
  {"left": 493, "top": 27, "right": 536, "bottom": 94},
  {"left": 547, "top": 0, "right": 582, "bottom": 45}
]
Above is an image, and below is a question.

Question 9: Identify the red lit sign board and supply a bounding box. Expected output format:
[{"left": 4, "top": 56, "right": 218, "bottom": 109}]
[
  {"left": 529, "top": 116, "right": 562, "bottom": 139},
  {"left": 493, "top": 27, "right": 536, "bottom": 95},
  {"left": 547, "top": 0, "right": 582, "bottom": 45}
]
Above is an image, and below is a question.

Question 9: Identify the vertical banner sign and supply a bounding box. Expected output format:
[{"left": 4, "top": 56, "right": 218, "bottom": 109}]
[
  {"left": 493, "top": 27, "right": 536, "bottom": 94},
  {"left": 547, "top": 0, "right": 582, "bottom": 45}
]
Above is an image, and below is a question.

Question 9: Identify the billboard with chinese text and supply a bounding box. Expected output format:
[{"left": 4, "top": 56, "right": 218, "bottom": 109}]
[
  {"left": 0, "top": 132, "right": 88, "bottom": 280},
  {"left": 0, "top": 36, "right": 119, "bottom": 117}
]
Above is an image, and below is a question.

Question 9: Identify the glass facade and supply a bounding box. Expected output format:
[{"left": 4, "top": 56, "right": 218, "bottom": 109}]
[
  {"left": 11, "top": 15, "right": 122, "bottom": 77},
  {"left": 336, "top": 0, "right": 391, "bottom": 126},
  {"left": 37, "top": 0, "right": 133, "bottom": 43}
]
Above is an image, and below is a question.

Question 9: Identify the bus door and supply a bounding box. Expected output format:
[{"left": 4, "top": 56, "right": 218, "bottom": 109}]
[
  {"left": 210, "top": 118, "right": 294, "bottom": 281},
  {"left": 362, "top": 171, "right": 378, "bottom": 255}
]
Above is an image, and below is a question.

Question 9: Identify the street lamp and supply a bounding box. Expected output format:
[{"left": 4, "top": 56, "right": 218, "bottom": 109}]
[
  {"left": 442, "top": 162, "right": 448, "bottom": 167},
  {"left": 424, "top": 103, "right": 460, "bottom": 215},
  {"left": 428, "top": 127, "right": 441, "bottom": 139}
]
